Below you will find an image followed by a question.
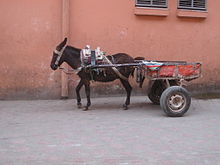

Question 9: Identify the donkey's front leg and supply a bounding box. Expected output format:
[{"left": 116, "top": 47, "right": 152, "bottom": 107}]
[
  {"left": 76, "top": 79, "right": 83, "bottom": 108},
  {"left": 84, "top": 81, "right": 91, "bottom": 111}
]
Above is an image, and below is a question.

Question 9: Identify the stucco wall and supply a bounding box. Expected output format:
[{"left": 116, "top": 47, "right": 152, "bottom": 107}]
[
  {"left": 69, "top": 0, "right": 220, "bottom": 95},
  {"left": 0, "top": 0, "right": 220, "bottom": 99},
  {"left": 0, "top": 0, "right": 62, "bottom": 99}
]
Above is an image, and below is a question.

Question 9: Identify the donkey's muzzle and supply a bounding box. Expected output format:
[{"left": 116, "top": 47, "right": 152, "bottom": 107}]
[{"left": 50, "top": 64, "right": 58, "bottom": 70}]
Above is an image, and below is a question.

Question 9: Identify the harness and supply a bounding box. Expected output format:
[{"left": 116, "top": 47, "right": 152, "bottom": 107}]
[
  {"left": 80, "top": 45, "right": 128, "bottom": 81},
  {"left": 54, "top": 45, "right": 128, "bottom": 81},
  {"left": 80, "top": 46, "right": 105, "bottom": 66},
  {"left": 102, "top": 56, "right": 128, "bottom": 81}
]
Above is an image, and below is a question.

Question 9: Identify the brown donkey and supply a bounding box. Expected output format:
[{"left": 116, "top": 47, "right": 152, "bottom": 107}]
[{"left": 50, "top": 38, "right": 138, "bottom": 110}]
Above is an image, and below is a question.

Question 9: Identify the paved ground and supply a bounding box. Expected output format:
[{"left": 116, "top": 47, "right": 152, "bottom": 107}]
[{"left": 0, "top": 96, "right": 220, "bottom": 165}]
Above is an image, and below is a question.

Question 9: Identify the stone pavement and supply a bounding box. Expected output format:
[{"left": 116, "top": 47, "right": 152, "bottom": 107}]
[{"left": 0, "top": 96, "right": 220, "bottom": 165}]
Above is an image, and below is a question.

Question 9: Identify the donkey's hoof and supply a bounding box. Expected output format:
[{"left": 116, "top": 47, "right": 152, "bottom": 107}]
[
  {"left": 83, "top": 106, "right": 89, "bottom": 111},
  {"left": 123, "top": 104, "right": 128, "bottom": 110},
  {"left": 77, "top": 103, "right": 82, "bottom": 109}
]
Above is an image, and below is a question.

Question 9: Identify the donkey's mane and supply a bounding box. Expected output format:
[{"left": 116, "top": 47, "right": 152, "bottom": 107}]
[
  {"left": 67, "top": 45, "right": 81, "bottom": 52},
  {"left": 66, "top": 45, "right": 81, "bottom": 58}
]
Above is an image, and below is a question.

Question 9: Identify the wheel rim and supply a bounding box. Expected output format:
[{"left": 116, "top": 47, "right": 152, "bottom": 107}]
[{"left": 168, "top": 93, "right": 186, "bottom": 112}]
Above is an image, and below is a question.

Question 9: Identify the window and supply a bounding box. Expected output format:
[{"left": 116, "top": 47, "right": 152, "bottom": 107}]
[
  {"left": 136, "top": 0, "right": 168, "bottom": 8},
  {"left": 178, "top": 0, "right": 207, "bottom": 11}
]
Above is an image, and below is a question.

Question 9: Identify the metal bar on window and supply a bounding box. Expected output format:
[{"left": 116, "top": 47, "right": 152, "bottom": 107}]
[
  {"left": 136, "top": 0, "right": 167, "bottom": 8},
  {"left": 178, "top": 0, "right": 207, "bottom": 11}
]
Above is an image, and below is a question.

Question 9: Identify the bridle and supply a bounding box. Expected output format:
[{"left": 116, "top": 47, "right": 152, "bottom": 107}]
[
  {"left": 53, "top": 45, "right": 67, "bottom": 66},
  {"left": 53, "top": 45, "right": 82, "bottom": 73}
]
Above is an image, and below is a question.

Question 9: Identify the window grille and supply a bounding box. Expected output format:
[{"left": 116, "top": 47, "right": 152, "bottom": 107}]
[
  {"left": 178, "top": 0, "right": 207, "bottom": 11},
  {"left": 136, "top": 0, "right": 167, "bottom": 8}
]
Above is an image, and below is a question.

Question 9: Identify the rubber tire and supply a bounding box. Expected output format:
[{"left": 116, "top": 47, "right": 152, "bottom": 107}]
[
  {"left": 148, "top": 80, "right": 178, "bottom": 105},
  {"left": 160, "top": 86, "right": 191, "bottom": 117},
  {"left": 148, "top": 80, "right": 166, "bottom": 105}
]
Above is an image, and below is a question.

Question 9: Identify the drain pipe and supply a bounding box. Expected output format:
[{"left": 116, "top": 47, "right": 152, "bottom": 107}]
[{"left": 61, "top": 0, "right": 69, "bottom": 99}]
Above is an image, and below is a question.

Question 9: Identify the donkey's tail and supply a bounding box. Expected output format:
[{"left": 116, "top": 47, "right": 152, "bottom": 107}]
[
  {"left": 132, "top": 57, "right": 146, "bottom": 87},
  {"left": 130, "top": 56, "right": 145, "bottom": 77}
]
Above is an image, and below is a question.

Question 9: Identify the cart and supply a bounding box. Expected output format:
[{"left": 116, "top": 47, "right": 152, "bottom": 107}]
[
  {"left": 88, "top": 60, "right": 202, "bottom": 117},
  {"left": 139, "top": 60, "right": 201, "bottom": 117},
  {"left": 61, "top": 56, "right": 201, "bottom": 117}
]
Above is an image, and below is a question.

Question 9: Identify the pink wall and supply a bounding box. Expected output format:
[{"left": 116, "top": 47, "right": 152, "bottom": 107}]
[
  {"left": 0, "top": 0, "right": 220, "bottom": 99},
  {"left": 69, "top": 0, "right": 220, "bottom": 93},
  {"left": 0, "top": 0, "right": 62, "bottom": 99}
]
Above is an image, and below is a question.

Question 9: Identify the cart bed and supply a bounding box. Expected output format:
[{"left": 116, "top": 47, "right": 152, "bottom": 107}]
[{"left": 142, "top": 61, "right": 202, "bottom": 80}]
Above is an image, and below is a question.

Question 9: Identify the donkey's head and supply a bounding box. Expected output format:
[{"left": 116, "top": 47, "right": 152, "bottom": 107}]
[{"left": 50, "top": 38, "right": 67, "bottom": 70}]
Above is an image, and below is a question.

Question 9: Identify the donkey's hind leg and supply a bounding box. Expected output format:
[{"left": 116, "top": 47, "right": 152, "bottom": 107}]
[
  {"left": 76, "top": 79, "right": 84, "bottom": 108},
  {"left": 120, "top": 79, "right": 132, "bottom": 110},
  {"left": 83, "top": 81, "right": 91, "bottom": 111}
]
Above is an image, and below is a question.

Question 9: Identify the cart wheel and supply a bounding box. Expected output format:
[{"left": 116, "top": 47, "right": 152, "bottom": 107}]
[
  {"left": 148, "top": 80, "right": 178, "bottom": 105},
  {"left": 148, "top": 80, "right": 165, "bottom": 105},
  {"left": 160, "top": 86, "right": 191, "bottom": 117}
]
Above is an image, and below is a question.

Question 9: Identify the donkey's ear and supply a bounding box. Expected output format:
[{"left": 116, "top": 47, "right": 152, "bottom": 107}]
[
  {"left": 57, "top": 38, "right": 68, "bottom": 50},
  {"left": 61, "top": 37, "right": 67, "bottom": 47},
  {"left": 63, "top": 37, "right": 67, "bottom": 44}
]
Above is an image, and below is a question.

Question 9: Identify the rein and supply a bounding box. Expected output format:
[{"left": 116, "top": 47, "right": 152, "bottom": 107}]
[{"left": 59, "top": 67, "right": 82, "bottom": 74}]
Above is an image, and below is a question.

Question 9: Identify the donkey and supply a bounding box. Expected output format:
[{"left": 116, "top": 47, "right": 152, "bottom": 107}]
[{"left": 50, "top": 38, "right": 138, "bottom": 110}]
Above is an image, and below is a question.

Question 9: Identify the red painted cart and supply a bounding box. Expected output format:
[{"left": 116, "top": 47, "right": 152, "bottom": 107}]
[
  {"left": 90, "top": 60, "right": 202, "bottom": 117},
  {"left": 137, "top": 60, "right": 202, "bottom": 117}
]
